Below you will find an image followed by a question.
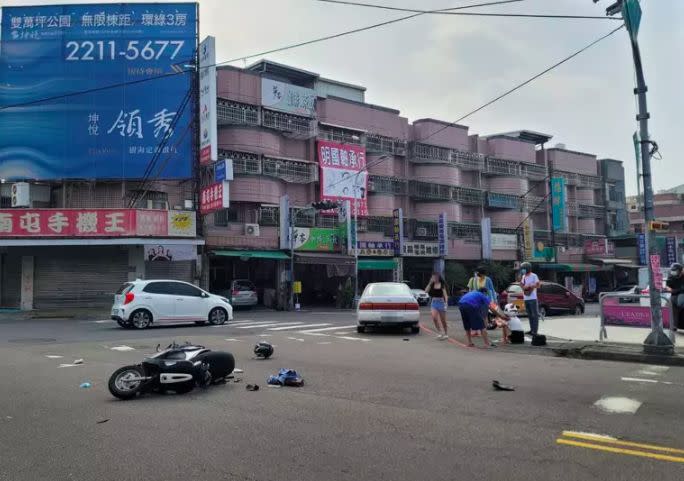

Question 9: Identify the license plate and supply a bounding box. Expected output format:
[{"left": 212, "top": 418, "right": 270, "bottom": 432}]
[{"left": 381, "top": 314, "right": 400, "bottom": 321}]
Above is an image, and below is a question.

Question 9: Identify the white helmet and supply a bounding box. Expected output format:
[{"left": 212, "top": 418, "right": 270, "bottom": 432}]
[{"left": 504, "top": 303, "right": 519, "bottom": 315}]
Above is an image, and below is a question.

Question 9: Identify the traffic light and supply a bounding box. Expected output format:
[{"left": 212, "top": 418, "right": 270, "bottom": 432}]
[
  {"left": 311, "top": 200, "right": 337, "bottom": 210},
  {"left": 648, "top": 220, "right": 669, "bottom": 232}
]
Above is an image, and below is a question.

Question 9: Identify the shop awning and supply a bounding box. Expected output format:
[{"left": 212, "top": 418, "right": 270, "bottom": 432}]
[
  {"left": 358, "top": 258, "right": 397, "bottom": 271},
  {"left": 536, "top": 263, "right": 608, "bottom": 272},
  {"left": 294, "top": 253, "right": 355, "bottom": 266},
  {"left": 212, "top": 250, "right": 289, "bottom": 260},
  {"left": 591, "top": 258, "right": 634, "bottom": 265}
]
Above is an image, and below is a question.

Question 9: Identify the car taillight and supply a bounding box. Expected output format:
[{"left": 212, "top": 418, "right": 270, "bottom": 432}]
[
  {"left": 124, "top": 292, "right": 135, "bottom": 305},
  {"left": 232, "top": 290, "right": 239, "bottom": 296},
  {"left": 405, "top": 303, "right": 419, "bottom": 310},
  {"left": 358, "top": 302, "right": 373, "bottom": 310}
]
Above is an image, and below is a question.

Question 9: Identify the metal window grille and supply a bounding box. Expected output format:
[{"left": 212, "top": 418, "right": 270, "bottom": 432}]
[
  {"left": 448, "top": 222, "right": 481, "bottom": 242},
  {"left": 414, "top": 221, "right": 438, "bottom": 239},
  {"left": 368, "top": 175, "right": 407, "bottom": 195},
  {"left": 366, "top": 216, "right": 393, "bottom": 235},
  {"left": 263, "top": 157, "right": 317, "bottom": 183},
  {"left": 453, "top": 186, "right": 485, "bottom": 206},
  {"left": 262, "top": 109, "right": 315, "bottom": 137},
  {"left": 366, "top": 134, "right": 407, "bottom": 156},
  {"left": 214, "top": 208, "right": 239, "bottom": 226},
  {"left": 317, "top": 126, "right": 363, "bottom": 145},
  {"left": 487, "top": 192, "right": 521, "bottom": 209},
  {"left": 485, "top": 157, "right": 520, "bottom": 176},
  {"left": 259, "top": 206, "right": 279, "bottom": 226},
  {"left": 451, "top": 149, "right": 485, "bottom": 170},
  {"left": 217, "top": 99, "right": 259, "bottom": 126},
  {"left": 411, "top": 142, "right": 451, "bottom": 163},
  {"left": 219, "top": 150, "right": 262, "bottom": 176},
  {"left": 577, "top": 174, "right": 603, "bottom": 189},
  {"left": 521, "top": 162, "right": 548, "bottom": 180}
]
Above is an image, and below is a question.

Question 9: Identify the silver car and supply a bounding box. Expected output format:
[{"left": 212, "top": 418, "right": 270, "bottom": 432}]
[{"left": 228, "top": 279, "right": 258, "bottom": 308}]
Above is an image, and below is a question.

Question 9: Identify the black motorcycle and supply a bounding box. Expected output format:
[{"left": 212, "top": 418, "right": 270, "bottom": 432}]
[{"left": 108, "top": 342, "right": 235, "bottom": 400}]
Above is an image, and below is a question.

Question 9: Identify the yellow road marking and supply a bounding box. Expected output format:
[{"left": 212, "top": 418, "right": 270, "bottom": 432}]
[
  {"left": 556, "top": 438, "right": 684, "bottom": 464},
  {"left": 561, "top": 431, "right": 684, "bottom": 455}
]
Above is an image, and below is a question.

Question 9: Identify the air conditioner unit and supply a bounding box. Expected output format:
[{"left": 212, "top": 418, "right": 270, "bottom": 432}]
[
  {"left": 245, "top": 223, "right": 260, "bottom": 237},
  {"left": 415, "top": 226, "right": 428, "bottom": 237},
  {"left": 11, "top": 182, "right": 30, "bottom": 207}
]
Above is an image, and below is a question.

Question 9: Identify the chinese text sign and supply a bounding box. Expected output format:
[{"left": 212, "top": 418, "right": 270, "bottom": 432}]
[
  {"left": 0, "top": 3, "right": 197, "bottom": 180},
  {"left": 318, "top": 140, "right": 368, "bottom": 217}
]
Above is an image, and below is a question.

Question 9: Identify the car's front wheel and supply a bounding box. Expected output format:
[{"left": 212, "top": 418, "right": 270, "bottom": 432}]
[
  {"left": 208, "top": 307, "right": 228, "bottom": 325},
  {"left": 129, "top": 309, "right": 152, "bottom": 329}
]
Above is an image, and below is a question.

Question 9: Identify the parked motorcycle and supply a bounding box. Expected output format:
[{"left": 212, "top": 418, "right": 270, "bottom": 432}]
[{"left": 108, "top": 341, "right": 235, "bottom": 400}]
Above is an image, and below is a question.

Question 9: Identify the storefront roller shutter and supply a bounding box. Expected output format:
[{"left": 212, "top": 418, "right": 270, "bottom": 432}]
[
  {"left": 1, "top": 254, "right": 21, "bottom": 308},
  {"left": 145, "top": 260, "right": 194, "bottom": 283},
  {"left": 34, "top": 246, "right": 129, "bottom": 308}
]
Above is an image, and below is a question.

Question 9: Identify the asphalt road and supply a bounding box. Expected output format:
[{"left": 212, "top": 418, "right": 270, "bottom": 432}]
[{"left": 1, "top": 308, "right": 683, "bottom": 481}]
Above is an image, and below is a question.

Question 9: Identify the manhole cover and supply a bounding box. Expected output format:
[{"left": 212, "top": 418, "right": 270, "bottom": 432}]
[{"left": 8, "top": 338, "right": 57, "bottom": 344}]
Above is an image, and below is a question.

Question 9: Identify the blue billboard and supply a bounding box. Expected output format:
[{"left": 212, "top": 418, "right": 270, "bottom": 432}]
[
  {"left": 551, "top": 177, "right": 566, "bottom": 232},
  {"left": 0, "top": 3, "right": 197, "bottom": 180}
]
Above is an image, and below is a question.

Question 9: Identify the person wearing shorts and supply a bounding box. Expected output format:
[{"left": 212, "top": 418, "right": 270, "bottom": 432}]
[
  {"left": 458, "top": 287, "right": 497, "bottom": 347},
  {"left": 426, "top": 273, "right": 449, "bottom": 340}
]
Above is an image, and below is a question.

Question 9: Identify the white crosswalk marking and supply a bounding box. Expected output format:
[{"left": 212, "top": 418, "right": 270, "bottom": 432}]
[
  {"left": 335, "top": 336, "right": 371, "bottom": 342},
  {"left": 300, "top": 325, "right": 356, "bottom": 333},
  {"left": 236, "top": 322, "right": 304, "bottom": 329},
  {"left": 268, "top": 323, "right": 330, "bottom": 331}
]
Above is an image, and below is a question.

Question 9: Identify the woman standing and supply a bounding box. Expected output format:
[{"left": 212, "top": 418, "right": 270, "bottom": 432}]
[
  {"left": 467, "top": 266, "right": 498, "bottom": 330},
  {"left": 426, "top": 273, "right": 449, "bottom": 340}
]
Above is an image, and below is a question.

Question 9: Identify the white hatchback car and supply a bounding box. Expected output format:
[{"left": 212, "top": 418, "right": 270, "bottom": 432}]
[
  {"left": 111, "top": 279, "right": 233, "bottom": 329},
  {"left": 357, "top": 282, "right": 420, "bottom": 334}
]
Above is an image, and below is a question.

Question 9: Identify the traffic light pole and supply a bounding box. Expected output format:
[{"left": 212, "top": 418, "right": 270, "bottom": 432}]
[{"left": 632, "top": 36, "right": 673, "bottom": 353}]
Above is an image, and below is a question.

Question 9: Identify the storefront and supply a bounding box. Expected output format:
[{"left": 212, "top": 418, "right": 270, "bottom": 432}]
[
  {"left": 208, "top": 250, "right": 289, "bottom": 307},
  {"left": 0, "top": 209, "right": 202, "bottom": 310}
]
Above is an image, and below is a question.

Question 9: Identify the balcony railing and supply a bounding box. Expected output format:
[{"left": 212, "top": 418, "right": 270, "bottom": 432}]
[
  {"left": 366, "top": 134, "right": 408, "bottom": 156},
  {"left": 220, "top": 150, "right": 262, "bottom": 175},
  {"left": 411, "top": 142, "right": 451, "bottom": 163},
  {"left": 368, "top": 175, "right": 408, "bottom": 195},
  {"left": 217, "top": 99, "right": 259, "bottom": 126},
  {"left": 578, "top": 204, "right": 605, "bottom": 218},
  {"left": 484, "top": 157, "right": 521, "bottom": 176},
  {"left": 317, "top": 125, "right": 364, "bottom": 145},
  {"left": 409, "top": 181, "right": 484, "bottom": 205},
  {"left": 521, "top": 162, "right": 548, "bottom": 180},
  {"left": 262, "top": 109, "right": 317, "bottom": 138},
  {"left": 263, "top": 157, "right": 318, "bottom": 184},
  {"left": 453, "top": 186, "right": 485, "bottom": 205},
  {"left": 448, "top": 222, "right": 481, "bottom": 242},
  {"left": 451, "top": 149, "right": 485, "bottom": 170},
  {"left": 555, "top": 170, "right": 578, "bottom": 186},
  {"left": 577, "top": 173, "right": 603, "bottom": 189}
]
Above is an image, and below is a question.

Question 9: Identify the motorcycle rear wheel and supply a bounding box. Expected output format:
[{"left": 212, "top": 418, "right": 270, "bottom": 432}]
[{"left": 108, "top": 365, "right": 146, "bottom": 400}]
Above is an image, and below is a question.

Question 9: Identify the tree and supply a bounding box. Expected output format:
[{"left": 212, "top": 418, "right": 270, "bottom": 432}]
[{"left": 444, "top": 261, "right": 468, "bottom": 293}]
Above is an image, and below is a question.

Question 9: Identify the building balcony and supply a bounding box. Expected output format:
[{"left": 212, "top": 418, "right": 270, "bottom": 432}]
[
  {"left": 368, "top": 175, "right": 408, "bottom": 195},
  {"left": 221, "top": 150, "right": 317, "bottom": 184},
  {"left": 523, "top": 196, "right": 547, "bottom": 213},
  {"left": 366, "top": 134, "right": 408, "bottom": 156},
  {"left": 578, "top": 204, "right": 605, "bottom": 219},
  {"left": 317, "top": 124, "right": 364, "bottom": 146},
  {"left": 555, "top": 170, "right": 578, "bottom": 186},
  {"left": 483, "top": 157, "right": 521, "bottom": 177},
  {"left": 520, "top": 162, "right": 548, "bottom": 180},
  {"left": 577, "top": 173, "right": 603, "bottom": 189},
  {"left": 217, "top": 99, "right": 260, "bottom": 127},
  {"left": 262, "top": 109, "right": 317, "bottom": 138},
  {"left": 408, "top": 181, "right": 485, "bottom": 206},
  {"left": 450, "top": 149, "right": 485, "bottom": 171},
  {"left": 410, "top": 142, "right": 484, "bottom": 170}
]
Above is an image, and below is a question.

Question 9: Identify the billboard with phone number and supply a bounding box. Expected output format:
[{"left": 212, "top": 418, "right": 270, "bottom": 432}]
[{"left": 0, "top": 3, "right": 197, "bottom": 180}]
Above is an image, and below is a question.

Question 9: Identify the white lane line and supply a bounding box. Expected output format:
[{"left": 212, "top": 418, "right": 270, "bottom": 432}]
[
  {"left": 236, "top": 322, "right": 305, "bottom": 329},
  {"left": 228, "top": 320, "right": 259, "bottom": 325},
  {"left": 301, "top": 332, "right": 331, "bottom": 337},
  {"left": 268, "top": 323, "right": 330, "bottom": 331},
  {"left": 224, "top": 338, "right": 244, "bottom": 342},
  {"left": 58, "top": 363, "right": 84, "bottom": 368},
  {"left": 94, "top": 320, "right": 114, "bottom": 324},
  {"left": 621, "top": 377, "right": 658, "bottom": 384},
  {"left": 299, "top": 325, "right": 357, "bottom": 333},
  {"left": 635, "top": 366, "right": 670, "bottom": 377},
  {"left": 594, "top": 397, "right": 642, "bottom": 414},
  {"left": 334, "top": 331, "right": 352, "bottom": 335},
  {"left": 335, "top": 336, "right": 371, "bottom": 342},
  {"left": 45, "top": 355, "right": 63, "bottom": 359},
  {"left": 286, "top": 337, "right": 305, "bottom": 342},
  {"left": 317, "top": 341, "right": 332, "bottom": 345},
  {"left": 110, "top": 345, "right": 135, "bottom": 352}
]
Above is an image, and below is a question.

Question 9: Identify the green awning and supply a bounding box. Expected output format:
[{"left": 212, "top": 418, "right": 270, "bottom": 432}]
[
  {"left": 358, "top": 258, "right": 397, "bottom": 271},
  {"left": 536, "top": 263, "right": 607, "bottom": 272},
  {"left": 212, "top": 250, "right": 290, "bottom": 260}
]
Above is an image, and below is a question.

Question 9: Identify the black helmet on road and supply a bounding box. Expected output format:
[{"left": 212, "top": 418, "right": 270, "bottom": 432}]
[{"left": 254, "top": 341, "right": 274, "bottom": 359}]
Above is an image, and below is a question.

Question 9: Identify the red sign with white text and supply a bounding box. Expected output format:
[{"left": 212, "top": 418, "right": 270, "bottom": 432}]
[
  {"left": 200, "top": 181, "right": 229, "bottom": 215},
  {"left": 317, "top": 140, "right": 368, "bottom": 217},
  {"left": 0, "top": 209, "right": 136, "bottom": 237}
]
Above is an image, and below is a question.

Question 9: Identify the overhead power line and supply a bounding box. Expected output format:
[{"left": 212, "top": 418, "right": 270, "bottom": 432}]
[
  {"left": 0, "top": 0, "right": 520, "bottom": 111},
  {"left": 327, "top": 23, "right": 625, "bottom": 188},
  {"left": 314, "top": 0, "right": 621, "bottom": 20}
]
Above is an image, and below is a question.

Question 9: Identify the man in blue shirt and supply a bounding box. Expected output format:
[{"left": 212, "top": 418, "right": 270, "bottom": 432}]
[{"left": 458, "top": 288, "right": 497, "bottom": 347}]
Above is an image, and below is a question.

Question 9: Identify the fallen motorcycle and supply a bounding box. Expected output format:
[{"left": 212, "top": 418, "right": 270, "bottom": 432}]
[{"left": 108, "top": 341, "right": 235, "bottom": 400}]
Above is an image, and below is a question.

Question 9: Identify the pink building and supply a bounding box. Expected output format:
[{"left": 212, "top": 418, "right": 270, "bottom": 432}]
[{"left": 207, "top": 60, "right": 610, "bottom": 305}]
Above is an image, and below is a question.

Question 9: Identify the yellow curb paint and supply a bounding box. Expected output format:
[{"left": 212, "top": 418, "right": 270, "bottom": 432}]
[
  {"left": 556, "top": 438, "right": 684, "bottom": 464},
  {"left": 562, "top": 431, "right": 684, "bottom": 455}
]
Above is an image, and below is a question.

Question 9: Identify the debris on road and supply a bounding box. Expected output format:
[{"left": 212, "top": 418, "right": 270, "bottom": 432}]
[
  {"left": 110, "top": 346, "right": 135, "bottom": 352},
  {"left": 79, "top": 382, "right": 92, "bottom": 389},
  {"left": 73, "top": 359, "right": 84, "bottom": 365},
  {"left": 246, "top": 384, "right": 260, "bottom": 391},
  {"left": 267, "top": 368, "right": 304, "bottom": 387},
  {"left": 492, "top": 380, "right": 515, "bottom": 391},
  {"left": 234, "top": 368, "right": 244, "bottom": 374},
  {"left": 254, "top": 341, "right": 274, "bottom": 359},
  {"left": 403, "top": 338, "right": 410, "bottom": 341},
  {"left": 96, "top": 419, "right": 110, "bottom": 424}
]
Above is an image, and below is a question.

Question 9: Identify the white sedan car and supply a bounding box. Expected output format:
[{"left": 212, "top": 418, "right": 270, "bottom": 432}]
[
  {"left": 111, "top": 279, "right": 233, "bottom": 329},
  {"left": 357, "top": 282, "right": 420, "bottom": 334}
]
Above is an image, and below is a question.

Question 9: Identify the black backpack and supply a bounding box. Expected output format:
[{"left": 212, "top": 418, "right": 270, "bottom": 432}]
[{"left": 531, "top": 334, "right": 547, "bottom": 346}]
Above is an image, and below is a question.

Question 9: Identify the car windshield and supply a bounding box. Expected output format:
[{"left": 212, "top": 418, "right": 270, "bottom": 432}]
[
  {"left": 365, "top": 283, "right": 411, "bottom": 297},
  {"left": 234, "top": 281, "right": 255, "bottom": 291}
]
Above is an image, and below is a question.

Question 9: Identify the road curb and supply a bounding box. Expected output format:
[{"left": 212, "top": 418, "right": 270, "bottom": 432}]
[{"left": 550, "top": 343, "right": 684, "bottom": 366}]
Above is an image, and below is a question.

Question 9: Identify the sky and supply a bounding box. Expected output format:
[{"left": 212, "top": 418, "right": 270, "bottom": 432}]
[{"left": 2, "top": 0, "right": 682, "bottom": 195}]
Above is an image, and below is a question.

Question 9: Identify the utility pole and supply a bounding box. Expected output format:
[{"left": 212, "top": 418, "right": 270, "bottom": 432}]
[{"left": 594, "top": 0, "right": 673, "bottom": 353}]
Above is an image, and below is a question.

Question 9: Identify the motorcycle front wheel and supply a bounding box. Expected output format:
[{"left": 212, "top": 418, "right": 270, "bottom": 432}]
[{"left": 108, "top": 365, "right": 146, "bottom": 400}]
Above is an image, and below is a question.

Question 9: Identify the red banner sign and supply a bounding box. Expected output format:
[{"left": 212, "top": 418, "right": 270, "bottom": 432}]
[
  {"left": 584, "top": 238, "right": 615, "bottom": 256},
  {"left": 317, "top": 140, "right": 368, "bottom": 217},
  {"left": 0, "top": 209, "right": 194, "bottom": 238},
  {"left": 200, "top": 181, "right": 229, "bottom": 215}
]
